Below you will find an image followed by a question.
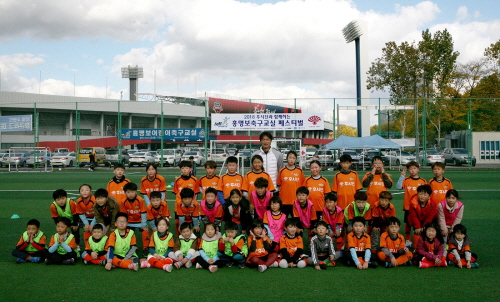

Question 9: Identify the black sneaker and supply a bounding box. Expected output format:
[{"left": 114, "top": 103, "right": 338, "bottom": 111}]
[
  {"left": 319, "top": 262, "right": 328, "bottom": 270},
  {"left": 62, "top": 258, "right": 75, "bottom": 265},
  {"left": 225, "top": 261, "right": 233, "bottom": 268},
  {"left": 368, "top": 261, "right": 378, "bottom": 269},
  {"left": 45, "top": 259, "right": 52, "bottom": 265}
]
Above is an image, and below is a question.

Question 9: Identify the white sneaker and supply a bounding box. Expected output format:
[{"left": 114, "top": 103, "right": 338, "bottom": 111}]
[
  {"left": 209, "top": 265, "right": 218, "bottom": 273},
  {"left": 196, "top": 263, "right": 202, "bottom": 269},
  {"left": 270, "top": 261, "right": 279, "bottom": 268},
  {"left": 258, "top": 264, "right": 267, "bottom": 272},
  {"left": 185, "top": 261, "right": 192, "bottom": 268},
  {"left": 163, "top": 264, "right": 173, "bottom": 272},
  {"left": 140, "top": 261, "right": 151, "bottom": 269}
]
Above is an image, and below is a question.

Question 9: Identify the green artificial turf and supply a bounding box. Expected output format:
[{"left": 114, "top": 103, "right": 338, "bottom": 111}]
[{"left": 0, "top": 166, "right": 499, "bottom": 301}]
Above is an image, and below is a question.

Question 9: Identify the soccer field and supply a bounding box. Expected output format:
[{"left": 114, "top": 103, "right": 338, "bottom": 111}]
[{"left": 1, "top": 167, "right": 499, "bottom": 301}]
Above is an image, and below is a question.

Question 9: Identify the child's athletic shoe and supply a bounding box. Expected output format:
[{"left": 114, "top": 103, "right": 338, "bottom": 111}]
[
  {"left": 470, "top": 262, "right": 479, "bottom": 269},
  {"left": 196, "top": 263, "right": 202, "bottom": 269},
  {"left": 270, "top": 261, "right": 279, "bottom": 268},
  {"left": 327, "top": 261, "right": 336, "bottom": 267},
  {"left": 16, "top": 258, "right": 27, "bottom": 264},
  {"left": 385, "top": 262, "right": 393, "bottom": 268},
  {"left": 209, "top": 265, "right": 218, "bottom": 273},
  {"left": 238, "top": 263, "right": 245, "bottom": 269},
  {"left": 83, "top": 259, "right": 89, "bottom": 265},
  {"left": 99, "top": 260, "right": 106, "bottom": 266},
  {"left": 173, "top": 262, "right": 181, "bottom": 269},
  {"left": 30, "top": 257, "right": 41, "bottom": 263},
  {"left": 319, "top": 262, "right": 327, "bottom": 270},
  {"left": 128, "top": 262, "right": 139, "bottom": 271},
  {"left": 258, "top": 264, "right": 267, "bottom": 272},
  {"left": 62, "top": 258, "right": 75, "bottom": 265},
  {"left": 163, "top": 264, "right": 173, "bottom": 272},
  {"left": 185, "top": 260, "right": 192, "bottom": 268},
  {"left": 225, "top": 261, "right": 233, "bottom": 268},
  {"left": 141, "top": 260, "right": 151, "bottom": 268},
  {"left": 419, "top": 260, "right": 430, "bottom": 269},
  {"left": 368, "top": 261, "right": 378, "bottom": 269}
]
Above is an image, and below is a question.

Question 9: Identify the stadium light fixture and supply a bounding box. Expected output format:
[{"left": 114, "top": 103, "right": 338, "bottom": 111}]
[
  {"left": 121, "top": 65, "right": 143, "bottom": 101},
  {"left": 342, "top": 20, "right": 364, "bottom": 137}
]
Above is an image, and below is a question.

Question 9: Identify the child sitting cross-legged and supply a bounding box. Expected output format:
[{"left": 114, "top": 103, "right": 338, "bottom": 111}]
[
  {"left": 196, "top": 222, "right": 223, "bottom": 273},
  {"left": 278, "top": 218, "right": 307, "bottom": 269},
  {"left": 376, "top": 217, "right": 413, "bottom": 268},
  {"left": 218, "top": 221, "right": 248, "bottom": 269},
  {"left": 81, "top": 223, "right": 108, "bottom": 266},
  {"left": 140, "top": 218, "right": 178, "bottom": 272},
  {"left": 307, "top": 221, "right": 337, "bottom": 270},
  {"left": 12, "top": 219, "right": 46, "bottom": 264}
]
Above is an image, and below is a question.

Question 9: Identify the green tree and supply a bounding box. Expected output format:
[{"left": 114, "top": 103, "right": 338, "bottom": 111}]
[{"left": 338, "top": 124, "right": 357, "bottom": 137}]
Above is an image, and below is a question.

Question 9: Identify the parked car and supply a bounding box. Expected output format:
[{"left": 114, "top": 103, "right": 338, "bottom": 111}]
[
  {"left": 181, "top": 151, "right": 206, "bottom": 165},
  {"left": 418, "top": 150, "right": 445, "bottom": 166},
  {"left": 442, "top": 148, "right": 476, "bottom": 166},
  {"left": 105, "top": 149, "right": 130, "bottom": 166},
  {"left": 384, "top": 150, "right": 416, "bottom": 166},
  {"left": 305, "top": 147, "right": 317, "bottom": 160},
  {"left": 51, "top": 152, "right": 77, "bottom": 167},
  {"left": 78, "top": 147, "right": 106, "bottom": 167},
  {"left": 26, "top": 150, "right": 52, "bottom": 167},
  {"left": 227, "top": 148, "right": 238, "bottom": 156},
  {"left": 208, "top": 148, "right": 227, "bottom": 164},
  {"left": 128, "top": 152, "right": 156, "bottom": 167},
  {"left": 0, "top": 153, "right": 9, "bottom": 167},
  {"left": 127, "top": 149, "right": 138, "bottom": 156},
  {"left": 362, "top": 150, "right": 390, "bottom": 166},
  {"left": 8, "top": 152, "right": 29, "bottom": 167},
  {"left": 311, "top": 149, "right": 335, "bottom": 167},
  {"left": 155, "top": 149, "right": 182, "bottom": 167},
  {"left": 53, "top": 148, "right": 70, "bottom": 154},
  {"left": 334, "top": 150, "right": 364, "bottom": 169}
]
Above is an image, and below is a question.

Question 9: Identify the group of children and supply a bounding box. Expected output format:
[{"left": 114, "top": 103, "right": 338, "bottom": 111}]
[{"left": 12, "top": 151, "right": 479, "bottom": 272}]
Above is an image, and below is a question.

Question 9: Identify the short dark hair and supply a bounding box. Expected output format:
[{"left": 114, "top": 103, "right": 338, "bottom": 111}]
[
  {"left": 251, "top": 155, "right": 263, "bottom": 164},
  {"left": 226, "top": 156, "right": 238, "bottom": 164},
  {"left": 406, "top": 161, "right": 419, "bottom": 169},
  {"left": 453, "top": 224, "right": 467, "bottom": 235},
  {"left": 254, "top": 177, "right": 269, "bottom": 188},
  {"left": 431, "top": 162, "right": 445, "bottom": 170},
  {"left": 55, "top": 217, "right": 72, "bottom": 228},
  {"left": 445, "top": 189, "right": 459, "bottom": 199},
  {"left": 179, "top": 160, "right": 192, "bottom": 168},
  {"left": 189, "top": 156, "right": 194, "bottom": 160},
  {"left": 354, "top": 191, "right": 368, "bottom": 201},
  {"left": 251, "top": 219, "right": 265, "bottom": 230},
  {"left": 180, "top": 187, "right": 195, "bottom": 199},
  {"left": 259, "top": 131, "right": 273, "bottom": 141},
  {"left": 315, "top": 221, "right": 329, "bottom": 229},
  {"left": 150, "top": 191, "right": 162, "bottom": 199},
  {"left": 325, "top": 192, "right": 337, "bottom": 202},
  {"left": 145, "top": 163, "right": 157, "bottom": 171},
  {"left": 379, "top": 191, "right": 393, "bottom": 200},
  {"left": 94, "top": 188, "right": 108, "bottom": 198},
  {"left": 296, "top": 186, "right": 309, "bottom": 195},
  {"left": 204, "top": 187, "right": 217, "bottom": 197},
  {"left": 225, "top": 221, "right": 238, "bottom": 231},
  {"left": 204, "top": 222, "right": 216, "bottom": 231},
  {"left": 417, "top": 184, "right": 432, "bottom": 195},
  {"left": 386, "top": 216, "right": 400, "bottom": 227},
  {"left": 351, "top": 216, "right": 366, "bottom": 226},
  {"left": 269, "top": 196, "right": 282, "bottom": 209},
  {"left": 309, "top": 160, "right": 322, "bottom": 167},
  {"left": 155, "top": 217, "right": 169, "bottom": 228},
  {"left": 92, "top": 223, "right": 104, "bottom": 231},
  {"left": 114, "top": 163, "right": 126, "bottom": 170},
  {"left": 285, "top": 218, "right": 299, "bottom": 228},
  {"left": 27, "top": 219, "right": 40, "bottom": 228},
  {"left": 123, "top": 182, "right": 138, "bottom": 192},
  {"left": 371, "top": 155, "right": 384, "bottom": 164},
  {"left": 52, "top": 189, "right": 67, "bottom": 200},
  {"left": 204, "top": 160, "right": 217, "bottom": 169},
  {"left": 180, "top": 222, "right": 193, "bottom": 231},
  {"left": 286, "top": 150, "right": 297, "bottom": 159},
  {"left": 79, "top": 184, "right": 92, "bottom": 191},
  {"left": 116, "top": 212, "right": 128, "bottom": 221},
  {"left": 339, "top": 154, "right": 352, "bottom": 163}
]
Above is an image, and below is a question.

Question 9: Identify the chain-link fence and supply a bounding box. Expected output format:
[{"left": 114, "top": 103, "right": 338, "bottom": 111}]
[{"left": 0, "top": 91, "right": 498, "bottom": 168}]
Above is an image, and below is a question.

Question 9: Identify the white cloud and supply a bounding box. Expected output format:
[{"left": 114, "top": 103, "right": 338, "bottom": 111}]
[{"left": 457, "top": 6, "right": 468, "bottom": 21}]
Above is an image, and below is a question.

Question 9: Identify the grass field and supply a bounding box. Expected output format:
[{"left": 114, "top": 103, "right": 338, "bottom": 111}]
[{"left": 1, "top": 166, "right": 499, "bottom": 301}]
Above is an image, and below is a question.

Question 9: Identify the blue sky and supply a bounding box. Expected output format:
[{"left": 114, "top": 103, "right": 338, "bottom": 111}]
[{"left": 0, "top": 0, "right": 499, "bottom": 125}]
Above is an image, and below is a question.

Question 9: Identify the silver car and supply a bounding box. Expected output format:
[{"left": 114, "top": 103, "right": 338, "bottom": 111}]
[
  {"left": 156, "top": 149, "right": 181, "bottom": 167},
  {"left": 418, "top": 150, "right": 445, "bottom": 166},
  {"left": 385, "top": 150, "right": 416, "bottom": 166},
  {"left": 128, "top": 152, "right": 155, "bottom": 167},
  {"left": 8, "top": 152, "right": 29, "bottom": 167},
  {"left": 208, "top": 148, "right": 227, "bottom": 164},
  {"left": 0, "top": 153, "right": 9, "bottom": 167},
  {"left": 105, "top": 149, "right": 130, "bottom": 166},
  {"left": 51, "top": 152, "right": 77, "bottom": 167},
  {"left": 442, "top": 148, "right": 476, "bottom": 166},
  {"left": 181, "top": 151, "right": 206, "bottom": 165},
  {"left": 311, "top": 149, "right": 335, "bottom": 167},
  {"left": 26, "top": 151, "right": 52, "bottom": 167}
]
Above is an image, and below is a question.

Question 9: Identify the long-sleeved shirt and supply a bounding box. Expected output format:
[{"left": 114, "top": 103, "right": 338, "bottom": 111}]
[{"left": 308, "top": 235, "right": 335, "bottom": 266}]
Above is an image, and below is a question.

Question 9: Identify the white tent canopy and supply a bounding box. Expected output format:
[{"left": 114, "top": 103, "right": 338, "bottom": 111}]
[{"left": 324, "top": 134, "right": 402, "bottom": 150}]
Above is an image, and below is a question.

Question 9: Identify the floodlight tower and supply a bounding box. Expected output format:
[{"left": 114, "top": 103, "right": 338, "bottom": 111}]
[
  {"left": 121, "top": 65, "right": 144, "bottom": 101},
  {"left": 342, "top": 20, "right": 369, "bottom": 137}
]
